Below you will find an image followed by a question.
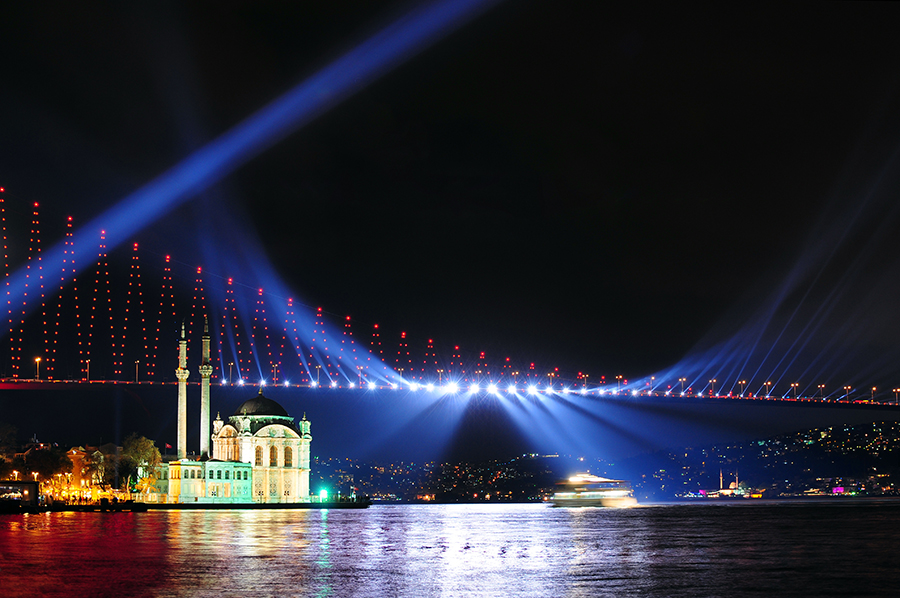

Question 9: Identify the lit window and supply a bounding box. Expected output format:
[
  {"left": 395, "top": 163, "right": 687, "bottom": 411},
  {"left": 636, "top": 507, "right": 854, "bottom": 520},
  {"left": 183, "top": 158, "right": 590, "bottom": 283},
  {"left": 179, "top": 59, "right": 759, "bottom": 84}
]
[
  {"left": 255, "top": 446, "right": 263, "bottom": 466},
  {"left": 270, "top": 446, "right": 278, "bottom": 467},
  {"left": 217, "top": 470, "right": 222, "bottom": 479},
  {"left": 284, "top": 447, "right": 293, "bottom": 467}
]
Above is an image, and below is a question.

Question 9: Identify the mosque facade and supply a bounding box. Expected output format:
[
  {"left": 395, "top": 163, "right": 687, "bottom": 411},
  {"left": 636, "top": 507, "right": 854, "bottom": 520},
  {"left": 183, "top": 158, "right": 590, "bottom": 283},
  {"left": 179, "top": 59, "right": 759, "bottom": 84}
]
[{"left": 149, "top": 324, "right": 312, "bottom": 504}]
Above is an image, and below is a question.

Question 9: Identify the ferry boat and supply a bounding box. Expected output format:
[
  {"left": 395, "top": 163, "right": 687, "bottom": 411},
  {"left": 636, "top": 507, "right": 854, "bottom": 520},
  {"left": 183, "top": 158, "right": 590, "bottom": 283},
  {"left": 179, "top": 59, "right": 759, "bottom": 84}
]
[{"left": 551, "top": 474, "right": 638, "bottom": 508}]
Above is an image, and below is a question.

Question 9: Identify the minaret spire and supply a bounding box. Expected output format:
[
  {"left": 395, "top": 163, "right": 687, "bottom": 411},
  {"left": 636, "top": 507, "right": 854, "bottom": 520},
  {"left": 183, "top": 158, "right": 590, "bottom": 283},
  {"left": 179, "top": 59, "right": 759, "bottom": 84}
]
[
  {"left": 199, "top": 316, "right": 213, "bottom": 458},
  {"left": 175, "top": 321, "right": 190, "bottom": 460}
]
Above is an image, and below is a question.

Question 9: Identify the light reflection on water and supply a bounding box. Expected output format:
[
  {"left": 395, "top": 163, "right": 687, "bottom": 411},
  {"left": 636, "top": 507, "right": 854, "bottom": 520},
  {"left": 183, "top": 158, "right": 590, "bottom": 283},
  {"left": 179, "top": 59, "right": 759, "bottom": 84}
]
[{"left": 1, "top": 502, "right": 899, "bottom": 597}]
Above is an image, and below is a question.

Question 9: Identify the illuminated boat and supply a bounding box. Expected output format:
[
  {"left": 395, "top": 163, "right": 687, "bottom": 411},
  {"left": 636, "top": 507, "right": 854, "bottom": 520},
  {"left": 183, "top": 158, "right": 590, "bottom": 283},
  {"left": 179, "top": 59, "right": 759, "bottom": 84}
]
[{"left": 551, "top": 474, "right": 638, "bottom": 508}]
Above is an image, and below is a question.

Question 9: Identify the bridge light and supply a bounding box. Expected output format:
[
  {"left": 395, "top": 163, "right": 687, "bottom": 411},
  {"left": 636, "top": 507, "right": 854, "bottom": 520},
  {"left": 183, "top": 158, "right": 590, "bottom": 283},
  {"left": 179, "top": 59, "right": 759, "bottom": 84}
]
[
  {"left": 331, "top": 380, "right": 338, "bottom": 388},
  {"left": 310, "top": 381, "right": 318, "bottom": 388},
  {"left": 348, "top": 382, "right": 355, "bottom": 388},
  {"left": 237, "top": 379, "right": 245, "bottom": 386},
  {"left": 487, "top": 383, "right": 497, "bottom": 394},
  {"left": 528, "top": 385, "right": 537, "bottom": 395},
  {"left": 470, "top": 383, "right": 480, "bottom": 393},
  {"left": 370, "top": 381, "right": 378, "bottom": 390},
  {"left": 390, "top": 382, "right": 398, "bottom": 390},
  {"left": 409, "top": 382, "right": 419, "bottom": 391},
  {"left": 284, "top": 380, "right": 290, "bottom": 387},
  {"left": 426, "top": 383, "right": 435, "bottom": 392}
]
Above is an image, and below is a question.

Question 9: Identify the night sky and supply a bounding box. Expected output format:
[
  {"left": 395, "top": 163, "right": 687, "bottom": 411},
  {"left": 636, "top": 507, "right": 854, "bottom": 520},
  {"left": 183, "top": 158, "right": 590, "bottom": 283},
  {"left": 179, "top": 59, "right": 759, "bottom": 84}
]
[{"left": 4, "top": 1, "right": 900, "bottom": 392}]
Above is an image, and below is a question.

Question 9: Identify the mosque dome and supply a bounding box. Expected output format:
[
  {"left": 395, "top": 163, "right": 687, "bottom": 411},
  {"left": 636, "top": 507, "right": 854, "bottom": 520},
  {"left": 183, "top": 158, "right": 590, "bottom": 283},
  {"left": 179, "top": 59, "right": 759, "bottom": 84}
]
[{"left": 232, "top": 389, "right": 290, "bottom": 417}]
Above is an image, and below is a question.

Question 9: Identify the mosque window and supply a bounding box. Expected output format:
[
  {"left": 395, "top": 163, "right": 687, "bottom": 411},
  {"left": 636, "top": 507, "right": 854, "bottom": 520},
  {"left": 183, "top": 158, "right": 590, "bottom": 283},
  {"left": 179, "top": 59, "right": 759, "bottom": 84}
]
[
  {"left": 255, "top": 446, "right": 263, "bottom": 466},
  {"left": 270, "top": 446, "right": 278, "bottom": 467},
  {"left": 217, "top": 470, "right": 222, "bottom": 480},
  {"left": 284, "top": 447, "right": 292, "bottom": 467},
  {"left": 208, "top": 470, "right": 214, "bottom": 479},
  {"left": 224, "top": 471, "right": 229, "bottom": 480}
]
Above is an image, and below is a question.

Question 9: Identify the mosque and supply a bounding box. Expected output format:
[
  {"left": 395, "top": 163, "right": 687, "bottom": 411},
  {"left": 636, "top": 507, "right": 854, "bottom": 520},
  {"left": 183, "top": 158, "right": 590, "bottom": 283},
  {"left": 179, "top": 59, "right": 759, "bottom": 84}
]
[{"left": 150, "top": 323, "right": 312, "bottom": 504}]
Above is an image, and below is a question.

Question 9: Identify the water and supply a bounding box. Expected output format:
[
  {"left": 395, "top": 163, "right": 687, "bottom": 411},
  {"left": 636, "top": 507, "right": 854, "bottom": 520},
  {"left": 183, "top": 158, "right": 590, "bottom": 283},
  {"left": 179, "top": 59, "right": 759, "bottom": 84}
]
[{"left": 2, "top": 502, "right": 899, "bottom": 597}]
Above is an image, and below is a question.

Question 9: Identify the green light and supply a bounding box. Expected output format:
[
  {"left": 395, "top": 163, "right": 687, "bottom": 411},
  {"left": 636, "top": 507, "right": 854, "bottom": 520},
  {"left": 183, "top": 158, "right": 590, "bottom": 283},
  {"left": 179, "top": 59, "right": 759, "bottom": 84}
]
[{"left": 319, "top": 489, "right": 328, "bottom": 500}]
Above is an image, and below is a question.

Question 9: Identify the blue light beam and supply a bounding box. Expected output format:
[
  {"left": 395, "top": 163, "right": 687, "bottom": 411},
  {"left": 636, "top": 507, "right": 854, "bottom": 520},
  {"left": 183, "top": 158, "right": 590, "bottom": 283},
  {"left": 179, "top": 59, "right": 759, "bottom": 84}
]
[{"left": 3, "top": 0, "right": 503, "bottom": 329}]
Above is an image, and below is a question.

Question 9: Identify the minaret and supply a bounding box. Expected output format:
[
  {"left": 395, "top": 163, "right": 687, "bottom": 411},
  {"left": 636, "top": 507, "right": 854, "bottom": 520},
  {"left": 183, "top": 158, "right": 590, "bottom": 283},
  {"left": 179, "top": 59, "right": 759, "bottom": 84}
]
[
  {"left": 175, "top": 322, "right": 190, "bottom": 460},
  {"left": 199, "top": 317, "right": 213, "bottom": 458}
]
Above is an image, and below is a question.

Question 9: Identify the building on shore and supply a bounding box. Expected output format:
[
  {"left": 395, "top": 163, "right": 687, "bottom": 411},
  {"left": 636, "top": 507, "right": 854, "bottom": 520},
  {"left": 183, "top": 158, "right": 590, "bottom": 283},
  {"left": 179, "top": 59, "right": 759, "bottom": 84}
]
[{"left": 148, "top": 325, "right": 312, "bottom": 504}]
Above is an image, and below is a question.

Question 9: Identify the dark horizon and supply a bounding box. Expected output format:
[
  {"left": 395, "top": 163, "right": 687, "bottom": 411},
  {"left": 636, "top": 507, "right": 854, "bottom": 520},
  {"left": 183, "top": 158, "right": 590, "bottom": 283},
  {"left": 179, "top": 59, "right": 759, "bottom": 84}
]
[{"left": 3, "top": 382, "right": 898, "bottom": 464}]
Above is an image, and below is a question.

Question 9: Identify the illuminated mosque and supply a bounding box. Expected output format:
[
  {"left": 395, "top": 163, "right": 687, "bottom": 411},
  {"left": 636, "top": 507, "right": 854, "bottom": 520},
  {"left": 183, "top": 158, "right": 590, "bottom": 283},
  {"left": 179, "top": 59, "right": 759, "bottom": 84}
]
[{"left": 152, "top": 323, "right": 312, "bottom": 504}]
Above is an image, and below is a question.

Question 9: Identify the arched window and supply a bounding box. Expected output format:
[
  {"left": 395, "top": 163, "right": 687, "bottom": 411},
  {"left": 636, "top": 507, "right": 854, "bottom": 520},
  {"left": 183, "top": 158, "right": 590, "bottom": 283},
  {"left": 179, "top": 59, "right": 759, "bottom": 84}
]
[
  {"left": 270, "top": 446, "right": 278, "bottom": 467},
  {"left": 255, "top": 446, "right": 263, "bottom": 466},
  {"left": 217, "top": 470, "right": 222, "bottom": 480},
  {"left": 224, "top": 470, "right": 230, "bottom": 480},
  {"left": 208, "top": 470, "right": 213, "bottom": 479},
  {"left": 284, "top": 447, "right": 293, "bottom": 468}
]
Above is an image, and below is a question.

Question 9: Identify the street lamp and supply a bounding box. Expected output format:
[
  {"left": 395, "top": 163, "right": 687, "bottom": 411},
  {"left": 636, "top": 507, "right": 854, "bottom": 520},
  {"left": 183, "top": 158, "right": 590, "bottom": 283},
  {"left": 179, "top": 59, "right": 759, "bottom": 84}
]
[
  {"left": 738, "top": 380, "right": 746, "bottom": 396},
  {"left": 843, "top": 385, "right": 851, "bottom": 401},
  {"left": 315, "top": 365, "right": 321, "bottom": 385},
  {"left": 893, "top": 388, "right": 900, "bottom": 404},
  {"left": 437, "top": 369, "right": 444, "bottom": 384},
  {"left": 818, "top": 384, "right": 825, "bottom": 400},
  {"left": 764, "top": 381, "right": 772, "bottom": 397},
  {"left": 709, "top": 379, "right": 716, "bottom": 396},
  {"left": 650, "top": 376, "right": 655, "bottom": 394},
  {"left": 85, "top": 359, "right": 90, "bottom": 382},
  {"left": 616, "top": 375, "right": 623, "bottom": 392},
  {"left": 135, "top": 360, "right": 140, "bottom": 383},
  {"left": 35, "top": 357, "right": 41, "bottom": 381},
  {"left": 678, "top": 377, "right": 687, "bottom": 394},
  {"left": 871, "top": 386, "right": 877, "bottom": 401},
  {"left": 228, "top": 362, "right": 234, "bottom": 385},
  {"left": 791, "top": 382, "right": 799, "bottom": 399}
]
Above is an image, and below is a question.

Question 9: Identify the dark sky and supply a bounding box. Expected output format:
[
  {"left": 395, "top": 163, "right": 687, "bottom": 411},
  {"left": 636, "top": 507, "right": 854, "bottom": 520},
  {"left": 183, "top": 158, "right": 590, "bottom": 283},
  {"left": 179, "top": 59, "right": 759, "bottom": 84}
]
[{"left": 4, "top": 1, "right": 900, "bottom": 390}]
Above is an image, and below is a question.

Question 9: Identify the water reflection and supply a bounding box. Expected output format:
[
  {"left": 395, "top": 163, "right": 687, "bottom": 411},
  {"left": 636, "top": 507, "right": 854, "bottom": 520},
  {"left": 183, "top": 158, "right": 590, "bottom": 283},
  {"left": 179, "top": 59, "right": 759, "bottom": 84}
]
[{"left": 2, "top": 503, "right": 899, "bottom": 597}]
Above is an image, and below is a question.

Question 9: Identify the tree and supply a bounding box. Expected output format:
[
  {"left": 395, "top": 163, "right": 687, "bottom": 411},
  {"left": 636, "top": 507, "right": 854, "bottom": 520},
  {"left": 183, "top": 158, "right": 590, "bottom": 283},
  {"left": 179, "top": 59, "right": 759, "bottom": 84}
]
[
  {"left": 0, "top": 421, "right": 18, "bottom": 479},
  {"left": 121, "top": 434, "right": 162, "bottom": 495},
  {"left": 9, "top": 445, "right": 72, "bottom": 481}
]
